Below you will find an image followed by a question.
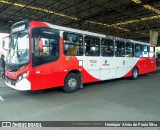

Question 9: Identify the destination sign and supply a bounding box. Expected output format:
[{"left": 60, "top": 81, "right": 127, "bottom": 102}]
[{"left": 11, "top": 24, "right": 26, "bottom": 33}]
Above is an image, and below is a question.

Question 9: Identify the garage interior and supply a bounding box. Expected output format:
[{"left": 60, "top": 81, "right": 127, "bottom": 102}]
[{"left": 0, "top": 0, "right": 160, "bottom": 129}]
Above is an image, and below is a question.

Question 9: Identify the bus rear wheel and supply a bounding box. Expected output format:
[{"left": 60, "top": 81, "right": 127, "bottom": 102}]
[
  {"left": 63, "top": 73, "right": 80, "bottom": 93},
  {"left": 131, "top": 67, "right": 139, "bottom": 80}
]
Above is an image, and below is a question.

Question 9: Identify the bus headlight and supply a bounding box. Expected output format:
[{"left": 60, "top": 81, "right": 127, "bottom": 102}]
[{"left": 17, "top": 72, "right": 28, "bottom": 82}]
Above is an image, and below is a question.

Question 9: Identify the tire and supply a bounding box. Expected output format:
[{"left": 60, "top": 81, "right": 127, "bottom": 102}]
[
  {"left": 131, "top": 67, "right": 139, "bottom": 80},
  {"left": 63, "top": 73, "right": 80, "bottom": 93}
]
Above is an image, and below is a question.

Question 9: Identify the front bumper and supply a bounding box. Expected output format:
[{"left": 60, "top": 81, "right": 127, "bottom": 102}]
[{"left": 5, "top": 78, "right": 31, "bottom": 91}]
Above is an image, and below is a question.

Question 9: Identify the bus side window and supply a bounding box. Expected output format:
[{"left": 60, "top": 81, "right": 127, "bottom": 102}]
[
  {"left": 85, "top": 36, "right": 100, "bottom": 56},
  {"left": 63, "top": 32, "right": 83, "bottom": 56},
  {"left": 50, "top": 44, "right": 58, "bottom": 56},
  {"left": 126, "top": 42, "right": 134, "bottom": 57},
  {"left": 32, "top": 27, "right": 60, "bottom": 67},
  {"left": 149, "top": 46, "right": 155, "bottom": 58},
  {"left": 32, "top": 37, "right": 39, "bottom": 56},
  {"left": 135, "top": 44, "right": 142, "bottom": 57},
  {"left": 143, "top": 45, "right": 149, "bottom": 57},
  {"left": 115, "top": 40, "right": 125, "bottom": 57},
  {"left": 101, "top": 38, "right": 114, "bottom": 57}
]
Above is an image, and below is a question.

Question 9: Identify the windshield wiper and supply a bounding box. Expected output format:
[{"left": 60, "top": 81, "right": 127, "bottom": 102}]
[
  {"left": 6, "top": 63, "right": 28, "bottom": 72},
  {"left": 6, "top": 64, "right": 19, "bottom": 72}
]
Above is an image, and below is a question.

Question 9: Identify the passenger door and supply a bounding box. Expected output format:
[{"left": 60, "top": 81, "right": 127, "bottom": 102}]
[
  {"left": 142, "top": 45, "right": 149, "bottom": 73},
  {"left": 31, "top": 27, "right": 59, "bottom": 89},
  {"left": 100, "top": 38, "right": 116, "bottom": 80},
  {"left": 85, "top": 36, "right": 101, "bottom": 80}
]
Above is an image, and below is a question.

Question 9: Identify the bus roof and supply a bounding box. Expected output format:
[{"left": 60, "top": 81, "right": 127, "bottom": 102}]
[
  {"left": 44, "top": 22, "right": 107, "bottom": 37},
  {"left": 130, "top": 39, "right": 150, "bottom": 45},
  {"left": 44, "top": 22, "right": 149, "bottom": 45},
  {"left": 12, "top": 20, "right": 150, "bottom": 45}
]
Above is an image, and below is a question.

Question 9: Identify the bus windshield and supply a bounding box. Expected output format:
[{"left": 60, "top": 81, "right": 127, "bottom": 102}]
[{"left": 7, "top": 31, "right": 29, "bottom": 65}]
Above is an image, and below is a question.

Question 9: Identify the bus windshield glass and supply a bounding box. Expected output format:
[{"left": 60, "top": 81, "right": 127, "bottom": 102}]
[{"left": 7, "top": 31, "right": 29, "bottom": 65}]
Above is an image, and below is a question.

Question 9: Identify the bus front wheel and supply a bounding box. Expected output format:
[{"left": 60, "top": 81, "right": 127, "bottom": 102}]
[
  {"left": 131, "top": 67, "right": 139, "bottom": 80},
  {"left": 63, "top": 73, "right": 80, "bottom": 93}
]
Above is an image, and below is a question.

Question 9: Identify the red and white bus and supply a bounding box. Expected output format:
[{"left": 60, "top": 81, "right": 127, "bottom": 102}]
[{"left": 4, "top": 21, "right": 156, "bottom": 92}]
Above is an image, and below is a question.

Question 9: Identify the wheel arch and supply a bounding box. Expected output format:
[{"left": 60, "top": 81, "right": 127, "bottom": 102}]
[{"left": 65, "top": 69, "right": 83, "bottom": 84}]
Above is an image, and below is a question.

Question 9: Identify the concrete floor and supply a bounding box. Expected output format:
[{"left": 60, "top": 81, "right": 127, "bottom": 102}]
[{"left": 0, "top": 70, "right": 160, "bottom": 130}]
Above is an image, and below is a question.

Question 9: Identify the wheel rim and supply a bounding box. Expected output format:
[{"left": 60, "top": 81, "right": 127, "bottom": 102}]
[
  {"left": 68, "top": 78, "right": 77, "bottom": 89},
  {"left": 133, "top": 69, "right": 138, "bottom": 78}
]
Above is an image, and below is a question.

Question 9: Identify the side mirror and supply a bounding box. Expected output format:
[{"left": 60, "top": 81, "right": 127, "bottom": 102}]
[{"left": 2, "top": 35, "right": 10, "bottom": 51}]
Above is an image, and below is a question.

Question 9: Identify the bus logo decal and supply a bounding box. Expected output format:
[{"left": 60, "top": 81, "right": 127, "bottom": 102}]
[{"left": 102, "top": 60, "right": 110, "bottom": 66}]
